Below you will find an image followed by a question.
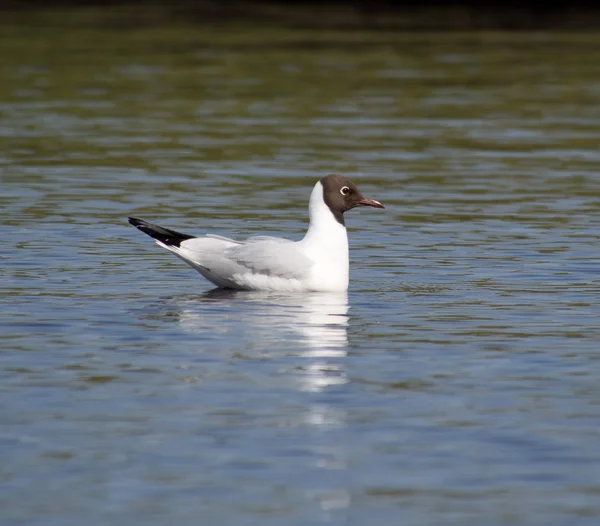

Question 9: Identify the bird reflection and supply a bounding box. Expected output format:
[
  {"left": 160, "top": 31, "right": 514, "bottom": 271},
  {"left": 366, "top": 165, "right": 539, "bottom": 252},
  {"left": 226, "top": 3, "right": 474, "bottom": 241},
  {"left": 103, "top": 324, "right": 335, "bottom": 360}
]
[
  {"left": 162, "top": 289, "right": 351, "bottom": 517},
  {"left": 175, "top": 289, "right": 349, "bottom": 394}
]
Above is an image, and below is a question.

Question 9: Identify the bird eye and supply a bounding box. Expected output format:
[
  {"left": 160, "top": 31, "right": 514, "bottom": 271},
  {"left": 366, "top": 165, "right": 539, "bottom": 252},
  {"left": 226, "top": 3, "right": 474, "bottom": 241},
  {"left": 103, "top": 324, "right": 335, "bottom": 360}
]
[{"left": 340, "top": 186, "right": 350, "bottom": 196}]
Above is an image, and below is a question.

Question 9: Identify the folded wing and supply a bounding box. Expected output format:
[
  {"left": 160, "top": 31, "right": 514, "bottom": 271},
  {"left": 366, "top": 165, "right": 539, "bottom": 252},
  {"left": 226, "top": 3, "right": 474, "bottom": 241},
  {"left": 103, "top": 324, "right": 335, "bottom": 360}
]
[
  {"left": 169, "top": 235, "right": 314, "bottom": 289},
  {"left": 225, "top": 237, "right": 314, "bottom": 280}
]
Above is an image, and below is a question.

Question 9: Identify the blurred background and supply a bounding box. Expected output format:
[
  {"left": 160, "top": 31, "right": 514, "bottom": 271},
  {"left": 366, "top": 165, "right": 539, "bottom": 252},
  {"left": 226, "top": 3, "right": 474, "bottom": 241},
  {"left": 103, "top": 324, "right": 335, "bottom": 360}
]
[{"left": 2, "top": 2, "right": 600, "bottom": 526}]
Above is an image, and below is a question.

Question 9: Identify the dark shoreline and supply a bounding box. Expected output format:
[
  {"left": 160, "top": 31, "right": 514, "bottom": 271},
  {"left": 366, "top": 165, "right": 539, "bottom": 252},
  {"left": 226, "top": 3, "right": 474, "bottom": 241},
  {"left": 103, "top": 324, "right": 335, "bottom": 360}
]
[{"left": 3, "top": 1, "right": 600, "bottom": 30}]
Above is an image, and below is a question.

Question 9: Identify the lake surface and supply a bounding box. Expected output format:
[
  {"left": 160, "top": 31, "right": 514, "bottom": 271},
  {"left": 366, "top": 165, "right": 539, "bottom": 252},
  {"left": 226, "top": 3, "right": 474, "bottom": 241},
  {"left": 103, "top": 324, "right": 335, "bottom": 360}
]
[{"left": 2, "top": 7, "right": 600, "bottom": 525}]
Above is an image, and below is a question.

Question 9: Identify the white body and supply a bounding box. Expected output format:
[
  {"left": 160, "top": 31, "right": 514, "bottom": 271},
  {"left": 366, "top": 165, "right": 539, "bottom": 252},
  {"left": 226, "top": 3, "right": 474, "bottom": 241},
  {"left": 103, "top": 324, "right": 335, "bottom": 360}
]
[{"left": 159, "top": 180, "right": 350, "bottom": 292}]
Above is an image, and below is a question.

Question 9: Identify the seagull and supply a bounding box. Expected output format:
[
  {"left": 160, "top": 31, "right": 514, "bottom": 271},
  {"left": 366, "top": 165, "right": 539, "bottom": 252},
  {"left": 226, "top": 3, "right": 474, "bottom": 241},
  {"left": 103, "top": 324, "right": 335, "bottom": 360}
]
[{"left": 128, "top": 174, "right": 384, "bottom": 292}]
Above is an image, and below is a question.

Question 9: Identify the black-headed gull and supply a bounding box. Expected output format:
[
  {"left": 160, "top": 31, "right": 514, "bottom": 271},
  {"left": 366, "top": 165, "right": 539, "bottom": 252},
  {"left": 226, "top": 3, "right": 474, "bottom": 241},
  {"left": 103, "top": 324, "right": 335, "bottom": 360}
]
[{"left": 128, "top": 174, "right": 384, "bottom": 292}]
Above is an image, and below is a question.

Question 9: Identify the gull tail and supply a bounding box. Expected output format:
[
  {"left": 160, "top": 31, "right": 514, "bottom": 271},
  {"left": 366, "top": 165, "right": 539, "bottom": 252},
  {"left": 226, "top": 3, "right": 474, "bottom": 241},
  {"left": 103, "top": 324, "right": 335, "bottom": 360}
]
[{"left": 128, "top": 217, "right": 195, "bottom": 247}]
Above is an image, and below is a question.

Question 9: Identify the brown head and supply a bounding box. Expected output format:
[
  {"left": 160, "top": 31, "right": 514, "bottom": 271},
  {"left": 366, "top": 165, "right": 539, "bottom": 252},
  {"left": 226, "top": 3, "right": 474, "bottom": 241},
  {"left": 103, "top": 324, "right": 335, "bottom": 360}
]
[{"left": 320, "top": 174, "right": 384, "bottom": 226}]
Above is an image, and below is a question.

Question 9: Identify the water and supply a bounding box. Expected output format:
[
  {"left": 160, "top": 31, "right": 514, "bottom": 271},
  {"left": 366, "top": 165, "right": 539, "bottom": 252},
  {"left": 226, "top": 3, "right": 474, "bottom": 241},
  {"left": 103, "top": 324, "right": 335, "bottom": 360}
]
[{"left": 2, "top": 7, "right": 600, "bottom": 525}]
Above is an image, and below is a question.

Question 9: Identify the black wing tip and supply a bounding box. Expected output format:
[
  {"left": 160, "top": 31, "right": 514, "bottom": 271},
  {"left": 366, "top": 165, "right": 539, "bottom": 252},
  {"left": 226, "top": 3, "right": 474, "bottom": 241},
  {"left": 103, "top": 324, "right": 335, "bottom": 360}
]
[
  {"left": 128, "top": 217, "right": 144, "bottom": 227},
  {"left": 127, "top": 216, "right": 195, "bottom": 247}
]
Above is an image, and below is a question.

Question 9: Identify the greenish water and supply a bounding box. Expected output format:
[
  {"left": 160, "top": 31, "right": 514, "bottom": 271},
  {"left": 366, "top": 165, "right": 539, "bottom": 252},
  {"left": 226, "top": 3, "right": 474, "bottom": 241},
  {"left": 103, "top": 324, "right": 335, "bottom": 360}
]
[{"left": 2, "top": 7, "right": 600, "bottom": 526}]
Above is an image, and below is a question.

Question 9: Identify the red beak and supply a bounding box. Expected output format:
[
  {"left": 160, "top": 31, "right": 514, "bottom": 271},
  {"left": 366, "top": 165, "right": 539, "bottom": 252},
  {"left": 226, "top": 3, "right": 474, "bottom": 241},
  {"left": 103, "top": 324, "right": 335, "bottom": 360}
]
[{"left": 358, "top": 197, "right": 385, "bottom": 209}]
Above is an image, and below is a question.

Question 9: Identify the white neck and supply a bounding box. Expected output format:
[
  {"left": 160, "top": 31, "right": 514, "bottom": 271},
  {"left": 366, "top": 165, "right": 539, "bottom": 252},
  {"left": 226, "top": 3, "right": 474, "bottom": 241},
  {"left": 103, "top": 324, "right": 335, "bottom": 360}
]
[
  {"left": 303, "top": 180, "right": 347, "bottom": 242},
  {"left": 299, "top": 182, "right": 349, "bottom": 290}
]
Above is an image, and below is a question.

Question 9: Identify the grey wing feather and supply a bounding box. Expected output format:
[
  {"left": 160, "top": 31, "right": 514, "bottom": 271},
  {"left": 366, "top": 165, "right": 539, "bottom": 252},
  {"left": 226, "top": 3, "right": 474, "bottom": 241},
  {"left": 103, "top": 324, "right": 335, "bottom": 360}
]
[
  {"left": 225, "top": 239, "right": 314, "bottom": 279},
  {"left": 206, "top": 234, "right": 241, "bottom": 244},
  {"left": 245, "top": 235, "right": 290, "bottom": 242}
]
